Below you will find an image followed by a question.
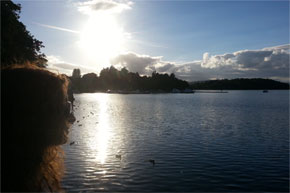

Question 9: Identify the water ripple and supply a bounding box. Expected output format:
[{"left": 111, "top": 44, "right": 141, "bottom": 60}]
[{"left": 62, "top": 91, "right": 289, "bottom": 192}]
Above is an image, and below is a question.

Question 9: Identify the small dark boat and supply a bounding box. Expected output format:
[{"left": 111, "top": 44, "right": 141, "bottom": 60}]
[{"left": 263, "top": 90, "right": 268, "bottom": 93}]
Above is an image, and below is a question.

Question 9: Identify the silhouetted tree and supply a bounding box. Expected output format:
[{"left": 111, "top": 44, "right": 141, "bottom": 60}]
[
  {"left": 69, "top": 66, "right": 190, "bottom": 93},
  {"left": 71, "top": 69, "right": 82, "bottom": 92},
  {"left": 80, "top": 73, "right": 98, "bottom": 92},
  {"left": 121, "top": 67, "right": 129, "bottom": 75},
  {"left": 72, "top": 69, "right": 81, "bottom": 79},
  {"left": 1, "top": 0, "right": 47, "bottom": 67}
]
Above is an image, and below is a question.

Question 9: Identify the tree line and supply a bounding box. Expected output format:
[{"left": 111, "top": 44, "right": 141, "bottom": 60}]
[
  {"left": 189, "top": 78, "right": 289, "bottom": 90},
  {"left": 70, "top": 66, "right": 189, "bottom": 93}
]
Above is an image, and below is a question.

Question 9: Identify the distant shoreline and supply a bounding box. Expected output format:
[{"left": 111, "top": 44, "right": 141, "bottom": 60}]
[
  {"left": 189, "top": 78, "right": 289, "bottom": 90},
  {"left": 69, "top": 68, "right": 289, "bottom": 94},
  {"left": 73, "top": 89, "right": 289, "bottom": 95}
]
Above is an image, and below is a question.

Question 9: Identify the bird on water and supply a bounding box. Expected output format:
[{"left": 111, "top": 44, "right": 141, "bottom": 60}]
[{"left": 149, "top": 159, "right": 155, "bottom": 165}]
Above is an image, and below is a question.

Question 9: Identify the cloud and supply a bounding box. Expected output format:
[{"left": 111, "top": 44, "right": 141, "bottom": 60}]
[
  {"left": 47, "top": 44, "right": 289, "bottom": 82},
  {"left": 33, "top": 22, "right": 80, "bottom": 34},
  {"left": 110, "top": 44, "right": 289, "bottom": 82},
  {"left": 46, "top": 55, "right": 96, "bottom": 76},
  {"left": 173, "top": 61, "right": 241, "bottom": 81},
  {"left": 200, "top": 44, "right": 289, "bottom": 71},
  {"left": 175, "top": 44, "right": 290, "bottom": 82},
  {"left": 262, "top": 44, "right": 290, "bottom": 51},
  {"left": 110, "top": 52, "right": 176, "bottom": 75},
  {"left": 155, "top": 63, "right": 175, "bottom": 73},
  {"left": 78, "top": 0, "right": 132, "bottom": 14},
  {"left": 201, "top": 52, "right": 235, "bottom": 68}
]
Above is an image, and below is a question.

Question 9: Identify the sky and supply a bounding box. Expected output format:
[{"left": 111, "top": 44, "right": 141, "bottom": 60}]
[{"left": 15, "top": 0, "right": 289, "bottom": 82}]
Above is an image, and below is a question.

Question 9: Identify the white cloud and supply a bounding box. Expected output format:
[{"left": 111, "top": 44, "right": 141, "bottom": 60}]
[
  {"left": 33, "top": 22, "right": 80, "bottom": 34},
  {"left": 110, "top": 44, "right": 289, "bottom": 82},
  {"left": 175, "top": 44, "right": 290, "bottom": 82},
  {"left": 110, "top": 52, "right": 174, "bottom": 75},
  {"left": 46, "top": 55, "right": 96, "bottom": 76},
  {"left": 200, "top": 45, "right": 289, "bottom": 71},
  {"left": 155, "top": 63, "right": 175, "bottom": 73},
  {"left": 201, "top": 52, "right": 235, "bottom": 68},
  {"left": 262, "top": 44, "right": 290, "bottom": 52},
  {"left": 78, "top": 0, "right": 132, "bottom": 14}
]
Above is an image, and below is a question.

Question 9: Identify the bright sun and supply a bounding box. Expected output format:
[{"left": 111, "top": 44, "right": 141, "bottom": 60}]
[{"left": 80, "top": 13, "right": 125, "bottom": 67}]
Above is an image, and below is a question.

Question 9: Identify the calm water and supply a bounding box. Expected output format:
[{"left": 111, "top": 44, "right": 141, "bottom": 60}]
[{"left": 62, "top": 91, "right": 289, "bottom": 192}]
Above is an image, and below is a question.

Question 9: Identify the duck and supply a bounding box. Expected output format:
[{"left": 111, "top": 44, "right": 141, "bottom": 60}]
[
  {"left": 148, "top": 159, "right": 155, "bottom": 165},
  {"left": 69, "top": 141, "right": 75, "bottom": 146}
]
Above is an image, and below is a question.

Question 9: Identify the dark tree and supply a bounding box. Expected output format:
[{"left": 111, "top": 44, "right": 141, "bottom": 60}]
[
  {"left": 71, "top": 66, "right": 189, "bottom": 93},
  {"left": 1, "top": 0, "right": 47, "bottom": 67},
  {"left": 72, "top": 69, "right": 81, "bottom": 79},
  {"left": 80, "top": 73, "right": 98, "bottom": 92},
  {"left": 71, "top": 69, "right": 82, "bottom": 93}
]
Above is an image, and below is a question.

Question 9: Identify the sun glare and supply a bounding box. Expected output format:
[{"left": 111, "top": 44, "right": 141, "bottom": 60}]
[
  {"left": 80, "top": 14, "right": 125, "bottom": 67},
  {"left": 88, "top": 94, "right": 111, "bottom": 165},
  {"left": 96, "top": 94, "right": 110, "bottom": 164}
]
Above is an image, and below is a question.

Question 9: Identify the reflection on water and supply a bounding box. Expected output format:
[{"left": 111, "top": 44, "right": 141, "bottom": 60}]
[
  {"left": 62, "top": 91, "right": 289, "bottom": 192},
  {"left": 90, "top": 94, "right": 111, "bottom": 164}
]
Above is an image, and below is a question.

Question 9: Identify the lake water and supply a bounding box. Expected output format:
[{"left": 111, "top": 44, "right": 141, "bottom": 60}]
[{"left": 62, "top": 91, "right": 289, "bottom": 192}]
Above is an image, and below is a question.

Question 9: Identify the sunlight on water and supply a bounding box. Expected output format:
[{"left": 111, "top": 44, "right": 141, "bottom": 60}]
[
  {"left": 96, "top": 94, "right": 111, "bottom": 164},
  {"left": 88, "top": 94, "right": 111, "bottom": 165}
]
